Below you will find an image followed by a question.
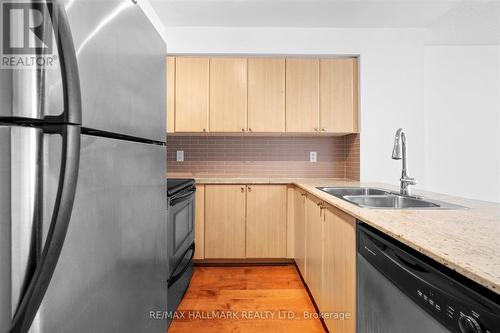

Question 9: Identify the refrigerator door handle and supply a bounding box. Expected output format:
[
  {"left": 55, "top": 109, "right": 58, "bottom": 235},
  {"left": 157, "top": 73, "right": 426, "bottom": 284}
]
[
  {"left": 9, "top": 125, "right": 81, "bottom": 333},
  {"left": 45, "top": 0, "right": 82, "bottom": 125}
]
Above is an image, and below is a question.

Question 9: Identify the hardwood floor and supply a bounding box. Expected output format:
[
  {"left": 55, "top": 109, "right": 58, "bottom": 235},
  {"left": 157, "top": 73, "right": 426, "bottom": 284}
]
[{"left": 168, "top": 265, "right": 326, "bottom": 333}]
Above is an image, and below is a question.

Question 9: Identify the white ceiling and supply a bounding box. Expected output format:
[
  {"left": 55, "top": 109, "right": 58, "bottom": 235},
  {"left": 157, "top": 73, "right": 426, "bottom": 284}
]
[{"left": 150, "top": 0, "right": 468, "bottom": 28}]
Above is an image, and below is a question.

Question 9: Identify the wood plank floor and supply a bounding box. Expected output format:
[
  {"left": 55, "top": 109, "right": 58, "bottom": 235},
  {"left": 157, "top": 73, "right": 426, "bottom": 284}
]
[{"left": 168, "top": 265, "right": 326, "bottom": 333}]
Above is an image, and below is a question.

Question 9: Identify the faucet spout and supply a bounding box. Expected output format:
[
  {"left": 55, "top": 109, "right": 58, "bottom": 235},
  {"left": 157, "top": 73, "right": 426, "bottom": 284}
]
[{"left": 392, "top": 128, "right": 417, "bottom": 195}]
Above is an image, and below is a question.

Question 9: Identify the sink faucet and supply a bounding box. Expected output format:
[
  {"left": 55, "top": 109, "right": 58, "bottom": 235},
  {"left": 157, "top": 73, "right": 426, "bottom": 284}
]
[{"left": 392, "top": 128, "right": 417, "bottom": 196}]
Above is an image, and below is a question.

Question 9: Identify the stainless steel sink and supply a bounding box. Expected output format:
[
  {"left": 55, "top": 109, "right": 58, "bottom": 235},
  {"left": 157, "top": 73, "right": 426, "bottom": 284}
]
[
  {"left": 316, "top": 187, "right": 465, "bottom": 209},
  {"left": 343, "top": 195, "right": 440, "bottom": 208},
  {"left": 317, "top": 187, "right": 392, "bottom": 197}
]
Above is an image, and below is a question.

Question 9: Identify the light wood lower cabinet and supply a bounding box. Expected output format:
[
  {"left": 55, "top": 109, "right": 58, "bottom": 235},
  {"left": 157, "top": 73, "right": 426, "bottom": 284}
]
[
  {"left": 204, "top": 185, "right": 247, "bottom": 258},
  {"left": 294, "top": 188, "right": 307, "bottom": 277},
  {"left": 305, "top": 195, "right": 324, "bottom": 306},
  {"left": 203, "top": 184, "right": 288, "bottom": 259},
  {"left": 246, "top": 185, "right": 287, "bottom": 258},
  {"left": 322, "top": 204, "right": 356, "bottom": 333}
]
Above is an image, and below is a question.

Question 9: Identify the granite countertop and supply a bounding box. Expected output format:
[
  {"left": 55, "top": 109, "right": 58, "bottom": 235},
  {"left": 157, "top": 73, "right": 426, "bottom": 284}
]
[{"left": 168, "top": 175, "right": 500, "bottom": 294}]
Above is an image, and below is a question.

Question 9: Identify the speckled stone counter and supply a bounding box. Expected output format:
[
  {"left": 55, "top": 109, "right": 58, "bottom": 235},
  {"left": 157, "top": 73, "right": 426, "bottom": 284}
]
[{"left": 169, "top": 176, "right": 500, "bottom": 294}]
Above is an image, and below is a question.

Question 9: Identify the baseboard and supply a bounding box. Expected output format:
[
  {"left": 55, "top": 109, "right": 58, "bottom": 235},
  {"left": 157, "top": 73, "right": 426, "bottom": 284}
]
[{"left": 194, "top": 258, "right": 294, "bottom": 266}]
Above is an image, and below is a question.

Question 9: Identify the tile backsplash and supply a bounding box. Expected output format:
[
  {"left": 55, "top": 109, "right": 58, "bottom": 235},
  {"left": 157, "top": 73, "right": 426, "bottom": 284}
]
[{"left": 167, "top": 134, "right": 360, "bottom": 179}]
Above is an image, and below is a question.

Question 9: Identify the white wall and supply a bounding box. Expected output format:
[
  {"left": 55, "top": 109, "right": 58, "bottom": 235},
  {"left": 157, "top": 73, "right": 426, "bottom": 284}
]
[
  {"left": 164, "top": 27, "right": 427, "bottom": 188},
  {"left": 423, "top": 46, "right": 500, "bottom": 202}
]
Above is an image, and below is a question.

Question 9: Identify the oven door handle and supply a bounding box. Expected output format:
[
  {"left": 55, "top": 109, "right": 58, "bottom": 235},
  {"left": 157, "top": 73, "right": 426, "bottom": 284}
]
[
  {"left": 168, "top": 243, "right": 195, "bottom": 288},
  {"left": 170, "top": 189, "right": 195, "bottom": 206}
]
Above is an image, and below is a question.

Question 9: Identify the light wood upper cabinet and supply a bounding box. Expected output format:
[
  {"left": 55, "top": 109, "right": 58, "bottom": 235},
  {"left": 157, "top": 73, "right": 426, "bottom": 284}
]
[
  {"left": 175, "top": 57, "right": 209, "bottom": 132},
  {"left": 294, "top": 189, "right": 307, "bottom": 277},
  {"left": 322, "top": 204, "right": 356, "bottom": 333},
  {"left": 169, "top": 56, "right": 359, "bottom": 134},
  {"left": 204, "top": 185, "right": 246, "bottom": 258},
  {"left": 209, "top": 57, "right": 248, "bottom": 132},
  {"left": 166, "top": 57, "right": 175, "bottom": 133},
  {"left": 286, "top": 58, "right": 320, "bottom": 133},
  {"left": 305, "top": 195, "right": 324, "bottom": 306},
  {"left": 246, "top": 185, "right": 287, "bottom": 258},
  {"left": 248, "top": 58, "right": 286, "bottom": 132},
  {"left": 193, "top": 185, "right": 205, "bottom": 260},
  {"left": 320, "top": 58, "right": 359, "bottom": 133}
]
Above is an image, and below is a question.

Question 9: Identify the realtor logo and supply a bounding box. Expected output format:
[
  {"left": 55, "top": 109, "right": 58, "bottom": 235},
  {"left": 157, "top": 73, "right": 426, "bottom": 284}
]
[{"left": 1, "top": 0, "right": 58, "bottom": 68}]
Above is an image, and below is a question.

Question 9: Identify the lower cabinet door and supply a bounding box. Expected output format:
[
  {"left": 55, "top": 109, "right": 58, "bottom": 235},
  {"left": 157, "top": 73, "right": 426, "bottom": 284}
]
[
  {"left": 294, "top": 188, "right": 307, "bottom": 277},
  {"left": 322, "top": 204, "right": 356, "bottom": 333},
  {"left": 305, "top": 195, "right": 324, "bottom": 306},
  {"left": 204, "top": 185, "right": 246, "bottom": 258},
  {"left": 246, "top": 185, "right": 287, "bottom": 258}
]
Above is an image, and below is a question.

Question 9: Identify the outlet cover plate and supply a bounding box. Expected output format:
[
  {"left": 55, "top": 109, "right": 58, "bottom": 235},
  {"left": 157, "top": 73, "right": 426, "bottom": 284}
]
[
  {"left": 310, "top": 151, "right": 317, "bottom": 163},
  {"left": 176, "top": 150, "right": 184, "bottom": 162}
]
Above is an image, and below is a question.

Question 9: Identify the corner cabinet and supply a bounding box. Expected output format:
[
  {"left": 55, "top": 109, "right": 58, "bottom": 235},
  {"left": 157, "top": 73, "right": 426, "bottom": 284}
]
[{"left": 166, "top": 56, "right": 359, "bottom": 135}]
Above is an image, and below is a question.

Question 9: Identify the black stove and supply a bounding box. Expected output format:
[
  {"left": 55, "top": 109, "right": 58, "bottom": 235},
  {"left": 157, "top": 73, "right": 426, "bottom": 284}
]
[{"left": 167, "top": 178, "right": 195, "bottom": 197}]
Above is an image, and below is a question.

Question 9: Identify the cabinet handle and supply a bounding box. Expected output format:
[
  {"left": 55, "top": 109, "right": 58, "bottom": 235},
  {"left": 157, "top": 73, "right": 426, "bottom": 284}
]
[
  {"left": 314, "top": 128, "right": 318, "bottom": 132},
  {"left": 241, "top": 187, "right": 245, "bottom": 192},
  {"left": 248, "top": 186, "right": 252, "bottom": 192},
  {"left": 301, "top": 192, "right": 306, "bottom": 197},
  {"left": 241, "top": 128, "right": 245, "bottom": 132},
  {"left": 248, "top": 128, "right": 252, "bottom": 132},
  {"left": 321, "top": 128, "right": 326, "bottom": 132},
  {"left": 202, "top": 128, "right": 207, "bottom": 132}
]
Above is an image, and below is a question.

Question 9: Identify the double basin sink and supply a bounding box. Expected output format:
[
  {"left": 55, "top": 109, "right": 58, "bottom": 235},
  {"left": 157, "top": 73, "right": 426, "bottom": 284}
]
[{"left": 317, "top": 187, "right": 464, "bottom": 209}]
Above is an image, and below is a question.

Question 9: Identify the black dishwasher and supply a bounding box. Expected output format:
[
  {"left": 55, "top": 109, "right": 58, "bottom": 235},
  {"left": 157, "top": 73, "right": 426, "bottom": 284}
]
[
  {"left": 167, "top": 179, "right": 196, "bottom": 326},
  {"left": 357, "top": 222, "right": 500, "bottom": 333}
]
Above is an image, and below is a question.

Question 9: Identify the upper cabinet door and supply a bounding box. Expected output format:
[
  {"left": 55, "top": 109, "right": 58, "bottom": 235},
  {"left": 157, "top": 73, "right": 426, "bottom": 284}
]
[
  {"left": 175, "top": 57, "right": 209, "bottom": 132},
  {"left": 210, "top": 57, "right": 248, "bottom": 132},
  {"left": 320, "top": 58, "right": 359, "bottom": 133},
  {"left": 248, "top": 58, "right": 286, "bottom": 132},
  {"left": 166, "top": 57, "right": 175, "bottom": 133},
  {"left": 286, "top": 59, "right": 320, "bottom": 133}
]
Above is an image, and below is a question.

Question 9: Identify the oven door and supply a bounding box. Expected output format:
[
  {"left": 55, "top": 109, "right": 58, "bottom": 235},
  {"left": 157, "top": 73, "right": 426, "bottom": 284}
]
[{"left": 167, "top": 188, "right": 195, "bottom": 279}]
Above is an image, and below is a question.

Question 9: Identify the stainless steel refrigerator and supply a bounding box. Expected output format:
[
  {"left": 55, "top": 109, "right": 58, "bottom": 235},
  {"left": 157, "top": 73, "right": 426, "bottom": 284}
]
[{"left": 0, "top": 0, "right": 168, "bottom": 332}]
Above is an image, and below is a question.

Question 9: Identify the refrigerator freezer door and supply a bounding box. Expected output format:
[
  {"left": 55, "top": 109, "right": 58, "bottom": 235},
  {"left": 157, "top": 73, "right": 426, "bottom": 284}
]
[
  {"left": 31, "top": 134, "right": 168, "bottom": 333},
  {"left": 63, "top": 0, "right": 166, "bottom": 141}
]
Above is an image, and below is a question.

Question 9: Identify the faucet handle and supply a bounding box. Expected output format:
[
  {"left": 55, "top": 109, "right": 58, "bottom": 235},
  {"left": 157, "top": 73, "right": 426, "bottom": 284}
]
[{"left": 401, "top": 176, "right": 417, "bottom": 185}]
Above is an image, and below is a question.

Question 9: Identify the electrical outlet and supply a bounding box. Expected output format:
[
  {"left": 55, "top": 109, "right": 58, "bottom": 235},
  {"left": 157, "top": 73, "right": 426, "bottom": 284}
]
[
  {"left": 310, "top": 151, "right": 317, "bottom": 163},
  {"left": 176, "top": 150, "right": 184, "bottom": 162}
]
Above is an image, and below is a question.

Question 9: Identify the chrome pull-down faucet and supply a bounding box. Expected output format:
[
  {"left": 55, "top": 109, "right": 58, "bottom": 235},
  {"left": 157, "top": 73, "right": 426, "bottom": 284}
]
[{"left": 392, "top": 128, "right": 417, "bottom": 196}]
